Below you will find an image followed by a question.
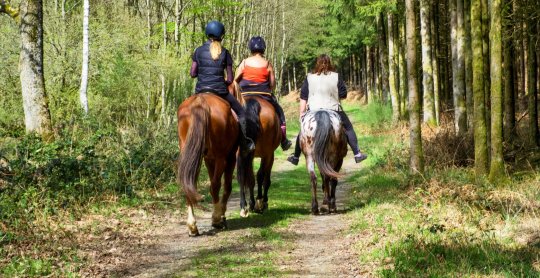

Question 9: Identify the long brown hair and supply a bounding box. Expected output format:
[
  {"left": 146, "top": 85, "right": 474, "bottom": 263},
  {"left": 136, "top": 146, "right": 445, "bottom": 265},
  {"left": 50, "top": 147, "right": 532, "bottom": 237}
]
[{"left": 312, "top": 54, "right": 336, "bottom": 75}]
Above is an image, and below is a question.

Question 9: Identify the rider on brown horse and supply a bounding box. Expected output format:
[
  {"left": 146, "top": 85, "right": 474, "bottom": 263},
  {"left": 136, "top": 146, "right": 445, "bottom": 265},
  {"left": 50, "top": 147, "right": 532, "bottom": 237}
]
[
  {"left": 234, "top": 36, "right": 292, "bottom": 151},
  {"left": 190, "top": 20, "right": 255, "bottom": 154},
  {"left": 287, "top": 54, "right": 368, "bottom": 165}
]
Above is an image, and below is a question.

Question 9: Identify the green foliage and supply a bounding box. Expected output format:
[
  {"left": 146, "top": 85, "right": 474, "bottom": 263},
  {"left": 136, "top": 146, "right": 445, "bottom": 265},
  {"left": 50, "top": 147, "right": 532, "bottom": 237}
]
[{"left": 0, "top": 116, "right": 178, "bottom": 235}]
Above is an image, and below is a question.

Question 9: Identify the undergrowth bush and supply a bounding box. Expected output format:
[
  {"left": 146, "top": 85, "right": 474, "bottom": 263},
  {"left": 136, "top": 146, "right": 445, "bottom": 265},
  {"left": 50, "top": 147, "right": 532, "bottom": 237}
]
[{"left": 0, "top": 116, "right": 178, "bottom": 236}]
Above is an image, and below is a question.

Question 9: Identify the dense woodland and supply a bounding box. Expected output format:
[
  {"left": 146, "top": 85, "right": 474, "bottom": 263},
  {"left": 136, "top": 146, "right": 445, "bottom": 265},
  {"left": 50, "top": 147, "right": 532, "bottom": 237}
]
[{"left": 1, "top": 0, "right": 540, "bottom": 276}]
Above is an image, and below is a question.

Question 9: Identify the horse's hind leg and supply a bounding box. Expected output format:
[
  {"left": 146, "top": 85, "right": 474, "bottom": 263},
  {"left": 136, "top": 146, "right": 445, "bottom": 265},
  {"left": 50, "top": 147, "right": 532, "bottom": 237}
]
[
  {"left": 320, "top": 175, "right": 330, "bottom": 214},
  {"left": 307, "top": 155, "right": 318, "bottom": 214},
  {"left": 209, "top": 159, "right": 227, "bottom": 229},
  {"left": 186, "top": 200, "right": 199, "bottom": 236},
  {"left": 220, "top": 152, "right": 236, "bottom": 225},
  {"left": 257, "top": 155, "right": 274, "bottom": 212},
  {"left": 329, "top": 178, "right": 338, "bottom": 213},
  {"left": 253, "top": 162, "right": 264, "bottom": 213},
  {"left": 330, "top": 160, "right": 343, "bottom": 213}
]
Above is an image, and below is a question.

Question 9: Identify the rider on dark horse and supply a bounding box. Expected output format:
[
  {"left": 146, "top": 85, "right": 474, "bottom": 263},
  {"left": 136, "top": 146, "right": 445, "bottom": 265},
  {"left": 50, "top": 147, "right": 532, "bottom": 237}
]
[
  {"left": 234, "top": 36, "right": 293, "bottom": 151},
  {"left": 287, "top": 54, "right": 368, "bottom": 165},
  {"left": 190, "top": 20, "right": 255, "bottom": 154}
]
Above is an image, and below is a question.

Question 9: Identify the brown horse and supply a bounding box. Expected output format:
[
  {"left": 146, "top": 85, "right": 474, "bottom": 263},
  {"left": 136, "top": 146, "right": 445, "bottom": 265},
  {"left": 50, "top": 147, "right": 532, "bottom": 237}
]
[
  {"left": 234, "top": 90, "right": 281, "bottom": 217},
  {"left": 300, "top": 109, "right": 347, "bottom": 214},
  {"left": 177, "top": 93, "right": 238, "bottom": 236}
]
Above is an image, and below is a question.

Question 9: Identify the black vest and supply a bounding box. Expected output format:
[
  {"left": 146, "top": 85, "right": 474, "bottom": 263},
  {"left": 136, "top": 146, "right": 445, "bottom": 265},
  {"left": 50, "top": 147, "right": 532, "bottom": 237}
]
[{"left": 194, "top": 42, "right": 229, "bottom": 95}]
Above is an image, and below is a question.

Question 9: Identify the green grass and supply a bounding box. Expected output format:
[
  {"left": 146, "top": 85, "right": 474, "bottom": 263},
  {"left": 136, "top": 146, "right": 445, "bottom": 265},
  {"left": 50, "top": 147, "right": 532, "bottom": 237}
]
[{"left": 344, "top": 103, "right": 540, "bottom": 277}]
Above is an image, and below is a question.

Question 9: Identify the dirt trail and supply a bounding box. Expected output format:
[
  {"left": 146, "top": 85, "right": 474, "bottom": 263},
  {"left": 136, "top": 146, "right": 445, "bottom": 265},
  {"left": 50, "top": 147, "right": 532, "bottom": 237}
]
[
  {"left": 80, "top": 159, "right": 361, "bottom": 277},
  {"left": 279, "top": 159, "right": 361, "bottom": 278}
]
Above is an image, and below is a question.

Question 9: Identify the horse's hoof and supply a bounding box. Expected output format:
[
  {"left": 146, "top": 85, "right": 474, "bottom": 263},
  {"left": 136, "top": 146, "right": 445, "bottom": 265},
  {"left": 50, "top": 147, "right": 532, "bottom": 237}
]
[
  {"left": 240, "top": 208, "right": 249, "bottom": 218},
  {"left": 188, "top": 225, "right": 200, "bottom": 237},
  {"left": 311, "top": 208, "right": 319, "bottom": 215},
  {"left": 212, "top": 217, "right": 227, "bottom": 230},
  {"left": 320, "top": 205, "right": 329, "bottom": 214},
  {"left": 329, "top": 204, "right": 337, "bottom": 213},
  {"left": 254, "top": 199, "right": 266, "bottom": 213}
]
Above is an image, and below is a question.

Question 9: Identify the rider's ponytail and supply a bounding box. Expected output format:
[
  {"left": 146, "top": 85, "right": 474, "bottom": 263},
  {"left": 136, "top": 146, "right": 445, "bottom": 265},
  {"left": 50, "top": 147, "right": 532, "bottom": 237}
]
[{"left": 210, "top": 39, "right": 222, "bottom": 61}]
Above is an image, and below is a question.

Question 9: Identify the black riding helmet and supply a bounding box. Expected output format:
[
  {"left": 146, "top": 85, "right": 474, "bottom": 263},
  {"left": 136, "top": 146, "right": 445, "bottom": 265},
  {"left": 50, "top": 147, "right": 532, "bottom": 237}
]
[
  {"left": 249, "top": 36, "right": 266, "bottom": 54},
  {"left": 205, "top": 20, "right": 225, "bottom": 40}
]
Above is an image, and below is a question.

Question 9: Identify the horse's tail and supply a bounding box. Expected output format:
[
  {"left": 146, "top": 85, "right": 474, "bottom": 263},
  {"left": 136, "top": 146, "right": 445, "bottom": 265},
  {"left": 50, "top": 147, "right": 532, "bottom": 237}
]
[
  {"left": 232, "top": 81, "right": 246, "bottom": 106},
  {"left": 178, "top": 96, "right": 208, "bottom": 205},
  {"left": 237, "top": 98, "right": 261, "bottom": 187},
  {"left": 313, "top": 110, "right": 342, "bottom": 179}
]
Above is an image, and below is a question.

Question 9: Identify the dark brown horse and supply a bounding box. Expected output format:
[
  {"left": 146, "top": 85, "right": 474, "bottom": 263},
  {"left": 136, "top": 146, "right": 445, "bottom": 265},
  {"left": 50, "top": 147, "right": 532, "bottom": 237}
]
[
  {"left": 235, "top": 91, "right": 281, "bottom": 217},
  {"left": 300, "top": 110, "right": 347, "bottom": 214},
  {"left": 177, "top": 93, "right": 238, "bottom": 236}
]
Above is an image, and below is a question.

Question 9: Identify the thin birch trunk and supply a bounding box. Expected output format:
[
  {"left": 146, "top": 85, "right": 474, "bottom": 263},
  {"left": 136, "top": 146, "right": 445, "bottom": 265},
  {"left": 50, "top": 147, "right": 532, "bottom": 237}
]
[{"left": 80, "top": 0, "right": 90, "bottom": 114}]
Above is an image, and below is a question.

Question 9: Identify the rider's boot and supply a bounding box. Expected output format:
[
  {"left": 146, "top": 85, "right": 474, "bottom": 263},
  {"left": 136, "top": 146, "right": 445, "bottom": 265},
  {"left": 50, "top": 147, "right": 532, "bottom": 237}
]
[
  {"left": 353, "top": 152, "right": 368, "bottom": 163},
  {"left": 238, "top": 117, "right": 256, "bottom": 156},
  {"left": 280, "top": 124, "right": 292, "bottom": 151}
]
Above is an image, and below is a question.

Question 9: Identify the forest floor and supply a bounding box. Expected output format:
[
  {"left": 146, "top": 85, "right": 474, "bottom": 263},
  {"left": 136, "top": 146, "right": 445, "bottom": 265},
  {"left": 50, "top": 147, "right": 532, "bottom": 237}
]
[{"left": 2, "top": 97, "right": 540, "bottom": 277}]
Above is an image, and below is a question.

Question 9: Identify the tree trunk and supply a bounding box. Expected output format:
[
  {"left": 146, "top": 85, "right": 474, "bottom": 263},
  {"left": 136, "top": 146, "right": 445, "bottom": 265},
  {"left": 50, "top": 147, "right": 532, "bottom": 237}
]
[
  {"left": 378, "top": 13, "right": 390, "bottom": 102},
  {"left": 431, "top": 0, "right": 441, "bottom": 125},
  {"left": 488, "top": 0, "right": 504, "bottom": 181},
  {"left": 406, "top": 0, "right": 424, "bottom": 174},
  {"left": 472, "top": 0, "right": 488, "bottom": 175},
  {"left": 452, "top": 0, "right": 467, "bottom": 135},
  {"left": 526, "top": 21, "right": 539, "bottom": 146},
  {"left": 388, "top": 12, "right": 400, "bottom": 122},
  {"left": 464, "top": 0, "right": 473, "bottom": 127},
  {"left": 19, "top": 0, "right": 53, "bottom": 139},
  {"left": 367, "top": 46, "right": 373, "bottom": 104},
  {"left": 398, "top": 20, "right": 408, "bottom": 118},
  {"left": 482, "top": 0, "right": 491, "bottom": 156},
  {"left": 80, "top": 0, "right": 90, "bottom": 114},
  {"left": 503, "top": 9, "right": 515, "bottom": 140},
  {"left": 420, "top": 0, "right": 436, "bottom": 125}
]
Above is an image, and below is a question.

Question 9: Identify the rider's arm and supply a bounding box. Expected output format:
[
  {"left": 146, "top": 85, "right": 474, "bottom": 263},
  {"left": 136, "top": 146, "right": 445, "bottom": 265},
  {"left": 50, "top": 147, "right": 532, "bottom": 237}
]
[
  {"left": 234, "top": 60, "right": 245, "bottom": 83},
  {"left": 190, "top": 61, "right": 198, "bottom": 78},
  {"left": 299, "top": 79, "right": 309, "bottom": 117},
  {"left": 300, "top": 99, "right": 307, "bottom": 117},
  {"left": 190, "top": 51, "right": 198, "bottom": 78},
  {"left": 338, "top": 75, "right": 347, "bottom": 99},
  {"left": 268, "top": 63, "right": 276, "bottom": 91},
  {"left": 225, "top": 51, "right": 234, "bottom": 85}
]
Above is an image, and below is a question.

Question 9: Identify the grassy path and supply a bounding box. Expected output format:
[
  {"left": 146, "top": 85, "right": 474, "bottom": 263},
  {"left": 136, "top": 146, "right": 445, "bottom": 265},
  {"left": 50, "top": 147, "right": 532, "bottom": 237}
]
[{"left": 6, "top": 100, "right": 538, "bottom": 277}]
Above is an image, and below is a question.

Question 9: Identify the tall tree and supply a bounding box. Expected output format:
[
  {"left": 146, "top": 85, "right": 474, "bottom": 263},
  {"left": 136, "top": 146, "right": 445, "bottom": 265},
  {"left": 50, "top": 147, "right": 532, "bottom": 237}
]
[
  {"left": 2, "top": 0, "right": 54, "bottom": 139},
  {"left": 455, "top": 0, "right": 467, "bottom": 135},
  {"left": 420, "top": 0, "right": 436, "bottom": 125},
  {"left": 450, "top": 0, "right": 467, "bottom": 135},
  {"left": 406, "top": 0, "right": 424, "bottom": 173},
  {"left": 488, "top": 0, "right": 504, "bottom": 181},
  {"left": 387, "top": 12, "right": 400, "bottom": 122},
  {"left": 472, "top": 0, "right": 488, "bottom": 175},
  {"left": 464, "top": 0, "right": 473, "bottom": 127},
  {"left": 503, "top": 4, "right": 515, "bottom": 140},
  {"left": 80, "top": 0, "right": 90, "bottom": 114},
  {"left": 525, "top": 20, "right": 538, "bottom": 146}
]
